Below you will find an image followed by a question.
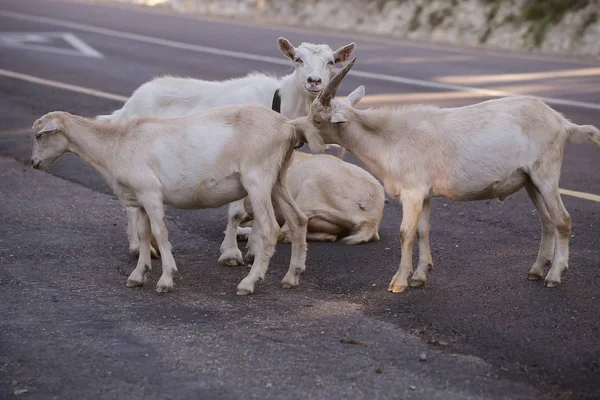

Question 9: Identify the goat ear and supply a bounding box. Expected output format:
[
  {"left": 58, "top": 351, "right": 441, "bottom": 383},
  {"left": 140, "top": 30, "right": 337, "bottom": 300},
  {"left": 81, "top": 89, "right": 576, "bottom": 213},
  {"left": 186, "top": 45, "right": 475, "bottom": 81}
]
[
  {"left": 344, "top": 85, "right": 365, "bottom": 107},
  {"left": 38, "top": 119, "right": 61, "bottom": 134},
  {"left": 330, "top": 112, "right": 348, "bottom": 124},
  {"left": 277, "top": 37, "right": 296, "bottom": 60},
  {"left": 333, "top": 42, "right": 356, "bottom": 64}
]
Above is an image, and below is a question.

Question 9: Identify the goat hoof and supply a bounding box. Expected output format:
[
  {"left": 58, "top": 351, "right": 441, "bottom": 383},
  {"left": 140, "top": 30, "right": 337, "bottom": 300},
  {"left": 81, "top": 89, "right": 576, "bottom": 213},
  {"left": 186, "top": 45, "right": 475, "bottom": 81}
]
[
  {"left": 126, "top": 277, "right": 145, "bottom": 288},
  {"left": 155, "top": 278, "right": 173, "bottom": 293},
  {"left": 281, "top": 276, "right": 299, "bottom": 289},
  {"left": 527, "top": 272, "right": 543, "bottom": 281},
  {"left": 236, "top": 277, "right": 256, "bottom": 295},
  {"left": 388, "top": 282, "right": 407, "bottom": 293},
  {"left": 155, "top": 285, "right": 172, "bottom": 293},
  {"left": 219, "top": 257, "right": 244, "bottom": 267},
  {"left": 389, "top": 285, "right": 407, "bottom": 293},
  {"left": 236, "top": 286, "right": 254, "bottom": 296},
  {"left": 544, "top": 279, "right": 560, "bottom": 288},
  {"left": 388, "top": 274, "right": 408, "bottom": 293},
  {"left": 218, "top": 249, "right": 244, "bottom": 266},
  {"left": 410, "top": 279, "right": 425, "bottom": 288}
]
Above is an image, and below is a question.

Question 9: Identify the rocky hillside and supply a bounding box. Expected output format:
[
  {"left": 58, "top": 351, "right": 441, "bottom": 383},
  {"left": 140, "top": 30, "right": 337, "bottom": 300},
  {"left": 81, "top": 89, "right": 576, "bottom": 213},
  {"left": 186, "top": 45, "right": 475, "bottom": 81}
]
[{"left": 115, "top": 0, "right": 600, "bottom": 56}]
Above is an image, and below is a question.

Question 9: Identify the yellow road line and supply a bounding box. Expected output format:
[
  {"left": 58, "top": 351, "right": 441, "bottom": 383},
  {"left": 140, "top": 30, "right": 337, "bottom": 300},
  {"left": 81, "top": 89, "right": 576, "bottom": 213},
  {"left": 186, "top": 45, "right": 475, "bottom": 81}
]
[
  {"left": 2, "top": 67, "right": 599, "bottom": 203},
  {"left": 0, "top": 128, "right": 31, "bottom": 136},
  {"left": 560, "top": 189, "right": 600, "bottom": 203},
  {"left": 0, "top": 68, "right": 128, "bottom": 102},
  {"left": 438, "top": 67, "right": 600, "bottom": 85}
]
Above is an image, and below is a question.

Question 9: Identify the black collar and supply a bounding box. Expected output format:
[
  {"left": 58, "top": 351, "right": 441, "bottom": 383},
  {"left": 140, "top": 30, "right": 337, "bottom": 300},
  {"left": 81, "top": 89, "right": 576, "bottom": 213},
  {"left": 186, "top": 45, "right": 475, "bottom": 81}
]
[
  {"left": 271, "top": 89, "right": 281, "bottom": 113},
  {"left": 272, "top": 89, "right": 302, "bottom": 148}
]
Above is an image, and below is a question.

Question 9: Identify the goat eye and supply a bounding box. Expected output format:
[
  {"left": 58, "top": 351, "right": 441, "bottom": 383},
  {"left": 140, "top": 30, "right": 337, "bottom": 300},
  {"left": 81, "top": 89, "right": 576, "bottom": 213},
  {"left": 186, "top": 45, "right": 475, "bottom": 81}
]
[
  {"left": 327, "top": 61, "right": 334, "bottom": 66},
  {"left": 294, "top": 58, "right": 303, "bottom": 64},
  {"left": 35, "top": 133, "right": 42, "bottom": 140}
]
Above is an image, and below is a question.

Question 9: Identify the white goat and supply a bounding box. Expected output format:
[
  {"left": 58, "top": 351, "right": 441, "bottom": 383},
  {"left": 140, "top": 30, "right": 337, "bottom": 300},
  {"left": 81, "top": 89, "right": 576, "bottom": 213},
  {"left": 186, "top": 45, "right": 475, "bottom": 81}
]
[
  {"left": 237, "top": 151, "right": 385, "bottom": 244},
  {"left": 96, "top": 37, "right": 355, "bottom": 265},
  {"left": 30, "top": 104, "right": 318, "bottom": 295},
  {"left": 292, "top": 58, "right": 600, "bottom": 292}
]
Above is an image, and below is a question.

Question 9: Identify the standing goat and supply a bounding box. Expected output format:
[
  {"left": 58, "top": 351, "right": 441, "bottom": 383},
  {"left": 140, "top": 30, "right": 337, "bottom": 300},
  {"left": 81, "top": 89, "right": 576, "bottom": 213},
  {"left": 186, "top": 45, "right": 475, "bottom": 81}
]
[
  {"left": 237, "top": 151, "right": 385, "bottom": 244},
  {"left": 96, "top": 37, "right": 355, "bottom": 265},
  {"left": 292, "top": 58, "right": 600, "bottom": 292},
  {"left": 30, "top": 104, "right": 316, "bottom": 295}
]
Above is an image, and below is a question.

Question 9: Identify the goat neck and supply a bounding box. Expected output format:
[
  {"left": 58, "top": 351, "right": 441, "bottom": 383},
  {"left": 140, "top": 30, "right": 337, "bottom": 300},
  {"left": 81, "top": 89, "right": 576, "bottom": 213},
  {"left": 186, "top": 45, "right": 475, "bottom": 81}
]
[
  {"left": 278, "top": 73, "right": 314, "bottom": 119},
  {"left": 64, "top": 115, "right": 119, "bottom": 181},
  {"left": 332, "top": 109, "right": 392, "bottom": 181}
]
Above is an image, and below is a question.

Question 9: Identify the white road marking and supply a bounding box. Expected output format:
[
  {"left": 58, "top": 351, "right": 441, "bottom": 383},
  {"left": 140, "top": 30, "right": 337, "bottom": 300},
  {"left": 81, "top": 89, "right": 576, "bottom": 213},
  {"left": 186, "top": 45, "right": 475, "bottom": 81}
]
[
  {"left": 0, "top": 10, "right": 289, "bottom": 66},
  {"left": 1, "top": 67, "right": 599, "bottom": 203},
  {"left": 1, "top": 9, "right": 600, "bottom": 110},
  {"left": 0, "top": 32, "right": 103, "bottom": 58},
  {"left": 361, "top": 55, "right": 475, "bottom": 64},
  {"left": 62, "top": 32, "right": 103, "bottom": 58}
]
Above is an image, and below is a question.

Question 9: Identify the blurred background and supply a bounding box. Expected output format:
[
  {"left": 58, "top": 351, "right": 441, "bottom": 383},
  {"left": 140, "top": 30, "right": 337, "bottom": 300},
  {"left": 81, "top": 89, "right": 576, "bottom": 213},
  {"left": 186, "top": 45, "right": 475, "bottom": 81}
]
[{"left": 118, "top": 0, "right": 600, "bottom": 56}]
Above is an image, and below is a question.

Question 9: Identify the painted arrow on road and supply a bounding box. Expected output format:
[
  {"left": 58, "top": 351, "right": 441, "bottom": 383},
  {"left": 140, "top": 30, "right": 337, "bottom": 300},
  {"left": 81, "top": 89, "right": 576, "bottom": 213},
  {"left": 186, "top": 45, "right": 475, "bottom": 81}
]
[{"left": 0, "top": 32, "right": 103, "bottom": 58}]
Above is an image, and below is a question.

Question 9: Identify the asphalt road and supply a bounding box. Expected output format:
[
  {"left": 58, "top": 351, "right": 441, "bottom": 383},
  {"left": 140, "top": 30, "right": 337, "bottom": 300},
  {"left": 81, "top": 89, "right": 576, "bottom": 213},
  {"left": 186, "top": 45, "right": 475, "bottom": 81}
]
[{"left": 0, "top": 0, "right": 599, "bottom": 399}]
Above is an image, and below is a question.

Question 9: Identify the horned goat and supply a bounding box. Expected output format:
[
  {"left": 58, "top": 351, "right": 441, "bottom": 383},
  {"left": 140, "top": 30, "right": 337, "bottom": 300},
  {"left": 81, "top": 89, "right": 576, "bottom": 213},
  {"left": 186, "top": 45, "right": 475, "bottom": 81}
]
[
  {"left": 291, "top": 58, "right": 600, "bottom": 292},
  {"left": 96, "top": 37, "right": 355, "bottom": 265},
  {"left": 30, "top": 104, "right": 319, "bottom": 295}
]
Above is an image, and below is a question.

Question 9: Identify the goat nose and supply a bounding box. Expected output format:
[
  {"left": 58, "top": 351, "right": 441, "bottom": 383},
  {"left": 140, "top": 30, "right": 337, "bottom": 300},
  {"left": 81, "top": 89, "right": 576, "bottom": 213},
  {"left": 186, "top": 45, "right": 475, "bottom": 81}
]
[{"left": 307, "top": 76, "right": 322, "bottom": 85}]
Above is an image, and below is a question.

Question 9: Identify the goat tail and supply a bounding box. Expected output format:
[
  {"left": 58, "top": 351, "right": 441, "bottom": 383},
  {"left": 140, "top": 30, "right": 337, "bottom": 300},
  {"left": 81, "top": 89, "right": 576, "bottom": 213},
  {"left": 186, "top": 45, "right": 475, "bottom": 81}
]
[
  {"left": 318, "top": 143, "right": 347, "bottom": 159},
  {"left": 568, "top": 124, "right": 600, "bottom": 146},
  {"left": 95, "top": 110, "right": 119, "bottom": 121},
  {"left": 95, "top": 104, "right": 130, "bottom": 121}
]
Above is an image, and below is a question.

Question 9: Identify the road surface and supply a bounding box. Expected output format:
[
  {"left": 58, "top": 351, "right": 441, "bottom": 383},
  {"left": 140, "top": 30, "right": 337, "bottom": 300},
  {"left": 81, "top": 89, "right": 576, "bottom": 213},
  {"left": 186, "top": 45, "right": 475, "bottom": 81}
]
[{"left": 0, "top": 1, "right": 599, "bottom": 399}]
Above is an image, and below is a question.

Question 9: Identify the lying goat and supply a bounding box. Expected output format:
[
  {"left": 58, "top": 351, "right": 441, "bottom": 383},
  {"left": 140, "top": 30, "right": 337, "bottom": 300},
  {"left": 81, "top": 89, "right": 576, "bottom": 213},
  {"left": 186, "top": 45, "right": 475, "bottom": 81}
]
[
  {"left": 237, "top": 151, "right": 385, "bottom": 244},
  {"left": 96, "top": 37, "right": 355, "bottom": 265},
  {"left": 30, "top": 105, "right": 316, "bottom": 295},
  {"left": 292, "top": 58, "right": 600, "bottom": 292}
]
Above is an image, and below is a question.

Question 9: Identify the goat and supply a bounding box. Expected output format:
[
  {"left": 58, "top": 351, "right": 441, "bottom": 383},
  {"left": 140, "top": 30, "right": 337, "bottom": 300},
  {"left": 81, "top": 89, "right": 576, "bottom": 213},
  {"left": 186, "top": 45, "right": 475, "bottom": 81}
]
[
  {"left": 96, "top": 38, "right": 355, "bottom": 121},
  {"left": 291, "top": 58, "right": 600, "bottom": 292},
  {"left": 95, "top": 37, "right": 355, "bottom": 265},
  {"left": 30, "top": 104, "right": 318, "bottom": 295},
  {"left": 237, "top": 151, "right": 385, "bottom": 244}
]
